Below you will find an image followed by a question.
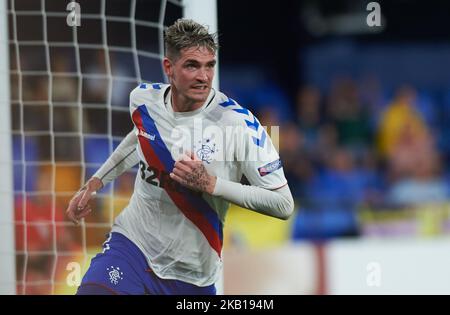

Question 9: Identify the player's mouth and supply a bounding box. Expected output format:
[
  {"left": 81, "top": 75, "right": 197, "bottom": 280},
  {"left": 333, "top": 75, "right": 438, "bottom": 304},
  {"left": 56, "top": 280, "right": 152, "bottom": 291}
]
[{"left": 191, "top": 85, "right": 208, "bottom": 91}]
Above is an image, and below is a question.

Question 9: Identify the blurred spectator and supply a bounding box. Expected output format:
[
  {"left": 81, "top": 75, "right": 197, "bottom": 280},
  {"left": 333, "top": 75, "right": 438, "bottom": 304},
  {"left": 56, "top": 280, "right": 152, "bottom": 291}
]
[
  {"left": 387, "top": 134, "right": 449, "bottom": 206},
  {"left": 258, "top": 104, "right": 282, "bottom": 128},
  {"left": 279, "top": 122, "right": 314, "bottom": 200},
  {"left": 15, "top": 166, "right": 80, "bottom": 294},
  {"left": 309, "top": 148, "right": 366, "bottom": 207},
  {"left": 15, "top": 166, "right": 78, "bottom": 252},
  {"left": 377, "top": 85, "right": 429, "bottom": 158},
  {"left": 296, "top": 85, "right": 323, "bottom": 156},
  {"left": 257, "top": 104, "right": 282, "bottom": 151},
  {"left": 359, "top": 75, "right": 387, "bottom": 124},
  {"left": 52, "top": 55, "right": 82, "bottom": 163},
  {"left": 315, "top": 123, "right": 339, "bottom": 166},
  {"left": 82, "top": 49, "right": 108, "bottom": 104},
  {"left": 293, "top": 148, "right": 363, "bottom": 239},
  {"left": 327, "top": 78, "right": 373, "bottom": 152},
  {"left": 52, "top": 55, "right": 78, "bottom": 104},
  {"left": 387, "top": 124, "right": 435, "bottom": 182},
  {"left": 98, "top": 171, "right": 136, "bottom": 224}
]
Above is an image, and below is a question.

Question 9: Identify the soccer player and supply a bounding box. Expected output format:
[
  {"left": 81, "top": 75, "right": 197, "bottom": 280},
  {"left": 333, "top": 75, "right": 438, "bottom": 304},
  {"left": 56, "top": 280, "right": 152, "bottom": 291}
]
[{"left": 66, "top": 19, "right": 294, "bottom": 295}]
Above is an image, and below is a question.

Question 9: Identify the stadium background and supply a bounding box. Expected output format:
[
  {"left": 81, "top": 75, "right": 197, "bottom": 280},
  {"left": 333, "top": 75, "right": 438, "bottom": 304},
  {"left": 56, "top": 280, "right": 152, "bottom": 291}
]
[{"left": 4, "top": 0, "right": 450, "bottom": 294}]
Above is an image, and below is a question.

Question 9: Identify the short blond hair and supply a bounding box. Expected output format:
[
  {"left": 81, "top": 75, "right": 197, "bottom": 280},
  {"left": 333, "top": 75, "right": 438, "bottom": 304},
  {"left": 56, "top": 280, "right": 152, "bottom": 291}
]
[{"left": 164, "top": 18, "right": 218, "bottom": 60}]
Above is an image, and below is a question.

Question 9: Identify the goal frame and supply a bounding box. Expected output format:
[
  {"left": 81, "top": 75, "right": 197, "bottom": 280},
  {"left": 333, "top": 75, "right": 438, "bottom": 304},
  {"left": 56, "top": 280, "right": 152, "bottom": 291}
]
[
  {"left": 0, "top": 0, "right": 219, "bottom": 295},
  {"left": 182, "top": 0, "right": 222, "bottom": 295},
  {"left": 0, "top": 0, "right": 15, "bottom": 295}
]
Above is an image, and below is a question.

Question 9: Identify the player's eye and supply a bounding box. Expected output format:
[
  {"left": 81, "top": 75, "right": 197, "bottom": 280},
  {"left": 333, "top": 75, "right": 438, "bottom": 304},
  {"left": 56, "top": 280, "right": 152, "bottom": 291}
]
[{"left": 185, "top": 63, "right": 197, "bottom": 70}]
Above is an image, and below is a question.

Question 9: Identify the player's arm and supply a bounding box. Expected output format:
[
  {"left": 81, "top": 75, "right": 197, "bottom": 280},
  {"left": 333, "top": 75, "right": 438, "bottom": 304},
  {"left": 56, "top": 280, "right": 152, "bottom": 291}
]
[
  {"left": 227, "top": 121, "right": 294, "bottom": 220},
  {"left": 211, "top": 178, "right": 294, "bottom": 220},
  {"left": 91, "top": 129, "right": 139, "bottom": 187},
  {"left": 66, "top": 130, "right": 139, "bottom": 224}
]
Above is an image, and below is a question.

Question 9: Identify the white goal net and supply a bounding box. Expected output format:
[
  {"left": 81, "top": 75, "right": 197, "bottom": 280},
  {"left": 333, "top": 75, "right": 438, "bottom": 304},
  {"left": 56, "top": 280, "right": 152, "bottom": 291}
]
[{"left": 1, "top": 0, "right": 217, "bottom": 295}]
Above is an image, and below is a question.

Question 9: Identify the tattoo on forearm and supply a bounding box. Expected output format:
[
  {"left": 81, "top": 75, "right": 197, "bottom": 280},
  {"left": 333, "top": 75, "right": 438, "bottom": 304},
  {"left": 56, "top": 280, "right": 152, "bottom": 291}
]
[{"left": 185, "top": 164, "right": 210, "bottom": 192}]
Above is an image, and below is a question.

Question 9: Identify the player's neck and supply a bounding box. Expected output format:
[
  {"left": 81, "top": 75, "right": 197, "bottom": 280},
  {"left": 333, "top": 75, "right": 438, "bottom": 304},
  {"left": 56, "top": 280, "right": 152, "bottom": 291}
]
[{"left": 171, "top": 92, "right": 204, "bottom": 113}]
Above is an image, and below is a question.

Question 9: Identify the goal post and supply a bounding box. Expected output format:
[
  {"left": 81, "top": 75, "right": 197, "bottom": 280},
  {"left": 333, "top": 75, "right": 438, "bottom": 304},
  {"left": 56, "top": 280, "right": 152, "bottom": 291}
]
[
  {"left": 0, "top": 0, "right": 16, "bottom": 295},
  {"left": 182, "top": 0, "right": 222, "bottom": 295},
  {"left": 182, "top": 0, "right": 219, "bottom": 91}
]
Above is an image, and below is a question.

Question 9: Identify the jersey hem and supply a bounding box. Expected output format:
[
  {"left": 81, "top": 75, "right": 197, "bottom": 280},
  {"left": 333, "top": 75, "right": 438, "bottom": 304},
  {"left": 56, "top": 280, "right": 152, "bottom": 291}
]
[{"left": 111, "top": 225, "right": 221, "bottom": 287}]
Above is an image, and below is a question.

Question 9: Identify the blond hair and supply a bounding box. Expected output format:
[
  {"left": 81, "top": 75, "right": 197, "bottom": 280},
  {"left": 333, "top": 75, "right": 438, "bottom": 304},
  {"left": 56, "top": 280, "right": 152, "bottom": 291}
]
[{"left": 164, "top": 18, "right": 218, "bottom": 60}]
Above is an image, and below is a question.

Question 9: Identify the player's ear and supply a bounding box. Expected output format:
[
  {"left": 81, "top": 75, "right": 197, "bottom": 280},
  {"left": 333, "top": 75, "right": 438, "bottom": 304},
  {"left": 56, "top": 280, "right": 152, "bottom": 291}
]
[{"left": 163, "top": 58, "right": 172, "bottom": 77}]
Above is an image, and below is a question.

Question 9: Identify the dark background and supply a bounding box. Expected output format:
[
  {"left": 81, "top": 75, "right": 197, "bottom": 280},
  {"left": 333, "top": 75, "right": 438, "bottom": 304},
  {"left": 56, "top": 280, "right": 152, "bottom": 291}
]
[{"left": 218, "top": 0, "right": 450, "bottom": 102}]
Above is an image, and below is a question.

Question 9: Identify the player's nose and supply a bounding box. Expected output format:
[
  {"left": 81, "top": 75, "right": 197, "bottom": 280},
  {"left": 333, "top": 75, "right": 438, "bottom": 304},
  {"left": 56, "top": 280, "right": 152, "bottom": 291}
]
[{"left": 196, "top": 68, "right": 209, "bottom": 82}]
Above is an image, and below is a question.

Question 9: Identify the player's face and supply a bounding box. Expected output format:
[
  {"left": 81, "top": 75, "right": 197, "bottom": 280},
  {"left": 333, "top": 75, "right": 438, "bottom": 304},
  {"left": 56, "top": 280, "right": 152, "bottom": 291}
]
[{"left": 164, "top": 46, "right": 216, "bottom": 106}]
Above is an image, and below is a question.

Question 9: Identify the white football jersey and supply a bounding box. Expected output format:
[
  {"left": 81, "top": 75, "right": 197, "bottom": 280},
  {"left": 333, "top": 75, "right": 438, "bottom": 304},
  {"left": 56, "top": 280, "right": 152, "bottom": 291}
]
[{"left": 111, "top": 83, "right": 287, "bottom": 287}]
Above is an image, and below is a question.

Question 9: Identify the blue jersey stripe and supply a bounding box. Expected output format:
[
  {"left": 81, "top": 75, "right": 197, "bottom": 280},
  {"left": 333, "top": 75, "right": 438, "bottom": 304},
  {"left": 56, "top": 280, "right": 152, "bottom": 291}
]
[{"left": 136, "top": 105, "right": 223, "bottom": 240}]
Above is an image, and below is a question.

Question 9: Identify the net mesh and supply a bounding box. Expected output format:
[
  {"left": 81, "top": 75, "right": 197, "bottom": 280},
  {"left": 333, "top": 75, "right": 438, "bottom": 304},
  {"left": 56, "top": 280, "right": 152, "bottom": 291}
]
[{"left": 9, "top": 0, "right": 183, "bottom": 294}]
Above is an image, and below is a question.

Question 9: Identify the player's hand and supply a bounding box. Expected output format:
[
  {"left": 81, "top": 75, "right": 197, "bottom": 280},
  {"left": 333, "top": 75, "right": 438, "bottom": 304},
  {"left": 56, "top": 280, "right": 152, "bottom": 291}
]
[
  {"left": 170, "top": 151, "right": 216, "bottom": 194},
  {"left": 66, "top": 177, "right": 103, "bottom": 225}
]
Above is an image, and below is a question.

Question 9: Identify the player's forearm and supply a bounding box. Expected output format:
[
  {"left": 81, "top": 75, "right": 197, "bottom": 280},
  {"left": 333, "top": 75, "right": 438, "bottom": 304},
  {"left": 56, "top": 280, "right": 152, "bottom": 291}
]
[
  {"left": 212, "top": 178, "right": 295, "bottom": 220},
  {"left": 92, "top": 130, "right": 139, "bottom": 187}
]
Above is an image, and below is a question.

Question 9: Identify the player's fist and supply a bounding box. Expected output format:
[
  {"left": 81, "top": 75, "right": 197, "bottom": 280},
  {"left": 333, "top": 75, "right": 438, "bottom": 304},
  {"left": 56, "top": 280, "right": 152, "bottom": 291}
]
[
  {"left": 66, "top": 177, "right": 103, "bottom": 225},
  {"left": 170, "top": 151, "right": 216, "bottom": 194}
]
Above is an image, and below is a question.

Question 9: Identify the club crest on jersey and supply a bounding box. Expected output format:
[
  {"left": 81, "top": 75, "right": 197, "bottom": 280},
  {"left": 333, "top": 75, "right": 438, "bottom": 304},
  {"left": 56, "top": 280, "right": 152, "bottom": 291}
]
[
  {"left": 137, "top": 128, "right": 156, "bottom": 141},
  {"left": 106, "top": 266, "right": 124, "bottom": 285},
  {"left": 258, "top": 159, "right": 282, "bottom": 176},
  {"left": 195, "top": 138, "right": 217, "bottom": 164}
]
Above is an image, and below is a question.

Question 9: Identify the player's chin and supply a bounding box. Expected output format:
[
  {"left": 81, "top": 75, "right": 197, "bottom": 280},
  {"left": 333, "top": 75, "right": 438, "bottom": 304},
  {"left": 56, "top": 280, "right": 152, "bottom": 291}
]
[{"left": 188, "top": 89, "right": 210, "bottom": 101}]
